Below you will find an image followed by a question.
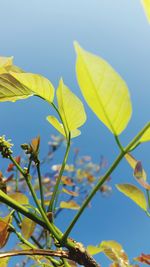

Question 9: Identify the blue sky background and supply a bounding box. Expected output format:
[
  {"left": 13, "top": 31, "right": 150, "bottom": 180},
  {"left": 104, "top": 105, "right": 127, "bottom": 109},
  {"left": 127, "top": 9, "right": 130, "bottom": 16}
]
[{"left": 0, "top": 0, "right": 150, "bottom": 266}]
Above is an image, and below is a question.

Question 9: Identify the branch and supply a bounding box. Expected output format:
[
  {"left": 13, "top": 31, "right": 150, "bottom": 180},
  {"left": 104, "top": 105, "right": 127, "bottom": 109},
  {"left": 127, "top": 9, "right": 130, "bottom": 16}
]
[
  {"left": 0, "top": 249, "right": 68, "bottom": 259},
  {"left": 0, "top": 247, "right": 100, "bottom": 267}
]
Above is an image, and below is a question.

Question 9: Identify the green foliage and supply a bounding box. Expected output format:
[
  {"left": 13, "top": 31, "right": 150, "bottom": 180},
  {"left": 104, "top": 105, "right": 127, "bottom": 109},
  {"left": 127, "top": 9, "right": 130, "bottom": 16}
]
[
  {"left": 74, "top": 42, "right": 132, "bottom": 135},
  {"left": 0, "top": 6, "right": 150, "bottom": 265}
]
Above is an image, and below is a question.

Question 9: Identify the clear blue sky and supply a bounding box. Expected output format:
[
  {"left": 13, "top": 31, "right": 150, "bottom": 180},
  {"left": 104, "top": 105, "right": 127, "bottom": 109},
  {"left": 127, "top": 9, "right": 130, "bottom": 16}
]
[{"left": 0, "top": 0, "right": 150, "bottom": 266}]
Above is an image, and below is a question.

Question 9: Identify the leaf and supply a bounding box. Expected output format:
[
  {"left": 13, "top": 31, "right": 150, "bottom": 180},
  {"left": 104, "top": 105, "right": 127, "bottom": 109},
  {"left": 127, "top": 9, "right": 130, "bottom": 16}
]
[
  {"left": 61, "top": 176, "right": 75, "bottom": 186},
  {"left": 0, "top": 257, "right": 10, "bottom": 267},
  {"left": 99, "top": 240, "right": 129, "bottom": 266},
  {"left": 139, "top": 125, "right": 150, "bottom": 143},
  {"left": 46, "top": 116, "right": 81, "bottom": 138},
  {"left": 141, "top": 0, "right": 150, "bottom": 23},
  {"left": 62, "top": 188, "right": 79, "bottom": 197},
  {"left": 116, "top": 183, "right": 147, "bottom": 211},
  {"left": 74, "top": 42, "right": 132, "bottom": 135},
  {"left": 21, "top": 217, "right": 36, "bottom": 239},
  {"left": 10, "top": 72, "right": 55, "bottom": 102},
  {"left": 135, "top": 253, "right": 150, "bottom": 265},
  {"left": 9, "top": 192, "right": 29, "bottom": 205},
  {"left": 125, "top": 153, "right": 147, "bottom": 180},
  {"left": 57, "top": 79, "right": 86, "bottom": 131},
  {"left": 125, "top": 154, "right": 150, "bottom": 190},
  {"left": 0, "top": 73, "right": 33, "bottom": 102},
  {"left": 31, "top": 136, "right": 40, "bottom": 154},
  {"left": 0, "top": 56, "right": 13, "bottom": 68},
  {"left": 0, "top": 214, "right": 12, "bottom": 248},
  {"left": 47, "top": 79, "right": 86, "bottom": 138},
  {"left": 60, "top": 200, "right": 80, "bottom": 210},
  {"left": 87, "top": 245, "right": 102, "bottom": 255},
  {"left": 134, "top": 161, "right": 150, "bottom": 190}
]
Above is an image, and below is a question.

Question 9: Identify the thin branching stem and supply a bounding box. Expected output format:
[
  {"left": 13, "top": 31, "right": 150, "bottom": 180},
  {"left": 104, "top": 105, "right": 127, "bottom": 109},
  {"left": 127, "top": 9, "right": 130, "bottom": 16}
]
[
  {"left": 37, "top": 161, "right": 46, "bottom": 211},
  {"left": 62, "top": 122, "right": 150, "bottom": 243},
  {"left": 48, "top": 132, "right": 71, "bottom": 213}
]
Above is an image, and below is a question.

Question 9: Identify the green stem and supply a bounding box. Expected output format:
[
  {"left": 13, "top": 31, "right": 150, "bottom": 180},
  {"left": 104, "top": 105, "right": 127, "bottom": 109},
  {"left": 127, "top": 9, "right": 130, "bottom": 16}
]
[
  {"left": 37, "top": 161, "right": 45, "bottom": 211},
  {"left": 0, "top": 190, "right": 46, "bottom": 227},
  {"left": 9, "top": 155, "right": 62, "bottom": 241},
  {"left": 13, "top": 212, "right": 43, "bottom": 249},
  {"left": 114, "top": 135, "right": 124, "bottom": 152},
  {"left": 50, "top": 102, "right": 68, "bottom": 138},
  {"left": 11, "top": 224, "right": 36, "bottom": 249},
  {"left": 61, "top": 122, "right": 150, "bottom": 243},
  {"left": 10, "top": 225, "right": 61, "bottom": 266},
  {"left": 48, "top": 132, "right": 71, "bottom": 213}
]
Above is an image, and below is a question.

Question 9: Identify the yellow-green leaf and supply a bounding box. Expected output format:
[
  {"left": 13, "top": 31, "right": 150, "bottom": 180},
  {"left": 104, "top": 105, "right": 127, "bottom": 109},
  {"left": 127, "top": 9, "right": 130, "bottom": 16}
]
[
  {"left": 21, "top": 217, "right": 36, "bottom": 239},
  {"left": 87, "top": 245, "right": 102, "bottom": 255},
  {"left": 47, "top": 78, "right": 86, "bottom": 138},
  {"left": 0, "top": 73, "right": 33, "bottom": 102},
  {"left": 60, "top": 200, "right": 80, "bottom": 210},
  {"left": 74, "top": 42, "right": 132, "bottom": 135},
  {"left": 62, "top": 188, "right": 79, "bottom": 197},
  {"left": 116, "top": 183, "right": 147, "bottom": 211},
  {"left": 57, "top": 79, "right": 86, "bottom": 131},
  {"left": 139, "top": 125, "right": 150, "bottom": 143},
  {"left": 141, "top": 0, "right": 150, "bottom": 23},
  {"left": 0, "top": 257, "right": 10, "bottom": 267},
  {"left": 10, "top": 72, "right": 55, "bottom": 102},
  {"left": 99, "top": 240, "right": 129, "bottom": 265},
  {"left": 0, "top": 56, "right": 13, "bottom": 68},
  {"left": 46, "top": 116, "right": 81, "bottom": 138},
  {"left": 9, "top": 192, "right": 29, "bottom": 205}
]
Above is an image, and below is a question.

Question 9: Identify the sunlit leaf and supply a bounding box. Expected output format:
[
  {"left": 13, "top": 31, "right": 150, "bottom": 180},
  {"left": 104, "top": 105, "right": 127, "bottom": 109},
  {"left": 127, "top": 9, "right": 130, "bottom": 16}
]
[
  {"left": 0, "top": 56, "right": 13, "bottom": 68},
  {"left": 47, "top": 79, "right": 86, "bottom": 138},
  {"left": 60, "top": 200, "right": 80, "bottom": 210},
  {"left": 87, "top": 245, "right": 102, "bottom": 255},
  {"left": 139, "top": 125, "right": 150, "bottom": 143},
  {"left": 125, "top": 153, "right": 147, "bottom": 180},
  {"left": 62, "top": 188, "right": 79, "bottom": 197},
  {"left": 0, "top": 257, "right": 10, "bottom": 267},
  {"left": 116, "top": 183, "right": 147, "bottom": 211},
  {"left": 74, "top": 42, "right": 132, "bottom": 135},
  {"left": 46, "top": 116, "right": 81, "bottom": 138},
  {"left": 21, "top": 217, "right": 36, "bottom": 239},
  {"left": 9, "top": 192, "right": 29, "bottom": 205},
  {"left": 99, "top": 240, "right": 129, "bottom": 266},
  {"left": 141, "top": 0, "right": 150, "bottom": 23},
  {"left": 57, "top": 79, "right": 86, "bottom": 131},
  {"left": 0, "top": 73, "right": 33, "bottom": 102},
  {"left": 10, "top": 72, "right": 55, "bottom": 102},
  {"left": 0, "top": 214, "right": 12, "bottom": 248}
]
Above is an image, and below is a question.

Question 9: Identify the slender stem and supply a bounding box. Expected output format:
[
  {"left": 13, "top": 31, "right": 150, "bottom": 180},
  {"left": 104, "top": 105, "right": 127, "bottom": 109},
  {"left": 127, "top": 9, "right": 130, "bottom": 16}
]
[
  {"left": 10, "top": 225, "right": 61, "bottom": 266},
  {"left": 48, "top": 132, "right": 71, "bottom": 213},
  {"left": 9, "top": 155, "right": 62, "bottom": 241},
  {"left": 9, "top": 154, "right": 25, "bottom": 176},
  {"left": 62, "top": 122, "right": 150, "bottom": 242},
  {"left": 50, "top": 102, "right": 68, "bottom": 138},
  {"left": 37, "top": 161, "right": 45, "bottom": 211},
  {"left": 62, "top": 151, "right": 125, "bottom": 243},
  {"left": 114, "top": 135, "right": 124, "bottom": 152},
  {"left": 0, "top": 189, "right": 47, "bottom": 228},
  {"left": 13, "top": 212, "right": 43, "bottom": 249},
  {"left": 11, "top": 225, "right": 36, "bottom": 249}
]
